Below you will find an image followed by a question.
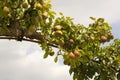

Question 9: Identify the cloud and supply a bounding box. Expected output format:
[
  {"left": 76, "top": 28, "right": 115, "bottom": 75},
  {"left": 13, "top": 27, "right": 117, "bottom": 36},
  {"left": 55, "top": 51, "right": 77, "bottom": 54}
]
[
  {"left": 0, "top": 40, "right": 72, "bottom": 80},
  {"left": 52, "top": 0, "right": 120, "bottom": 25},
  {"left": 0, "top": 40, "right": 31, "bottom": 62},
  {"left": 52, "top": 0, "right": 120, "bottom": 39}
]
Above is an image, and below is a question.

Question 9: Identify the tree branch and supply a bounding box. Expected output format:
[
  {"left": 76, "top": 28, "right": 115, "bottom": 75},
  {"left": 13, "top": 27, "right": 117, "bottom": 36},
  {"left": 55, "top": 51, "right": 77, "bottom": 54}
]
[{"left": 0, "top": 36, "right": 58, "bottom": 48}]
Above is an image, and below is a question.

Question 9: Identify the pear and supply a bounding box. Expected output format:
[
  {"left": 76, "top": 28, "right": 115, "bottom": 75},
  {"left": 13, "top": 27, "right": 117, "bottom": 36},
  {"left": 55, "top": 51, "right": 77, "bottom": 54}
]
[
  {"left": 3, "top": 6, "right": 10, "bottom": 14},
  {"left": 69, "top": 52, "right": 75, "bottom": 59},
  {"left": 101, "top": 36, "right": 107, "bottom": 42}
]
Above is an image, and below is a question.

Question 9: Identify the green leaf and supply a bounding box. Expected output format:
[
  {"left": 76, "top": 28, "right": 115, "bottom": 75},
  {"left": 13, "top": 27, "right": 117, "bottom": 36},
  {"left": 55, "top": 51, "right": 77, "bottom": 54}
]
[
  {"left": 90, "top": 17, "right": 96, "bottom": 21},
  {"left": 43, "top": 49, "right": 50, "bottom": 59},
  {"left": 97, "top": 18, "right": 104, "bottom": 23},
  {"left": 41, "top": 42, "right": 47, "bottom": 50},
  {"left": 69, "top": 68, "right": 73, "bottom": 75},
  {"left": 73, "top": 74, "right": 78, "bottom": 80},
  {"left": 46, "top": 0, "right": 52, "bottom": 3},
  {"left": 117, "top": 72, "right": 120, "bottom": 79},
  {"left": 94, "top": 76, "right": 100, "bottom": 80},
  {"left": 43, "top": 52, "right": 49, "bottom": 59},
  {"left": 0, "top": 8, "right": 6, "bottom": 18},
  {"left": 59, "top": 12, "right": 63, "bottom": 16},
  {"left": 54, "top": 56, "right": 58, "bottom": 63}
]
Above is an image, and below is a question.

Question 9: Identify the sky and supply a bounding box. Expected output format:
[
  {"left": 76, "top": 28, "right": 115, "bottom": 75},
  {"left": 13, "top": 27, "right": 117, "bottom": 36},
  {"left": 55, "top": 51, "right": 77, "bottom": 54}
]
[{"left": 0, "top": 0, "right": 120, "bottom": 80}]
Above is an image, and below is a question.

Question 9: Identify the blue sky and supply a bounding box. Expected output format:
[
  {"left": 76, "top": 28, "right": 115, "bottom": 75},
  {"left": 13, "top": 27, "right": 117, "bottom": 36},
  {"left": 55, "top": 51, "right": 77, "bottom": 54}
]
[
  {"left": 111, "top": 21, "right": 120, "bottom": 39},
  {"left": 0, "top": 0, "right": 120, "bottom": 80}
]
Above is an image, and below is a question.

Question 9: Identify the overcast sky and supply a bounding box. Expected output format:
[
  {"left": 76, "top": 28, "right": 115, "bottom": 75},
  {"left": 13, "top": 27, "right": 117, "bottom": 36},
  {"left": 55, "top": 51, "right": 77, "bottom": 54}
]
[{"left": 0, "top": 0, "right": 120, "bottom": 80}]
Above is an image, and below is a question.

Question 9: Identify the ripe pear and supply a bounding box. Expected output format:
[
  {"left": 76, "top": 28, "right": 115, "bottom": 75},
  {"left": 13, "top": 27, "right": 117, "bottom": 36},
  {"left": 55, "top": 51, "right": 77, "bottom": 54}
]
[
  {"left": 42, "top": 12, "right": 48, "bottom": 19},
  {"left": 101, "top": 36, "right": 107, "bottom": 42},
  {"left": 74, "top": 50, "right": 80, "bottom": 57},
  {"left": 69, "top": 52, "right": 75, "bottom": 59},
  {"left": 69, "top": 39, "right": 74, "bottom": 44},
  {"left": 3, "top": 6, "right": 10, "bottom": 14},
  {"left": 54, "top": 25, "right": 61, "bottom": 31},
  {"left": 109, "top": 34, "right": 114, "bottom": 39},
  {"left": 56, "top": 30, "right": 63, "bottom": 36}
]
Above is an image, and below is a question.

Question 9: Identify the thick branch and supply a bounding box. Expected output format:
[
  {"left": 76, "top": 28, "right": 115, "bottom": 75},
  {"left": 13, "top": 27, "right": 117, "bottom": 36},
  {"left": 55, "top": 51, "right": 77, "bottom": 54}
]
[
  {"left": 0, "top": 36, "right": 58, "bottom": 48},
  {"left": 0, "top": 36, "right": 41, "bottom": 43}
]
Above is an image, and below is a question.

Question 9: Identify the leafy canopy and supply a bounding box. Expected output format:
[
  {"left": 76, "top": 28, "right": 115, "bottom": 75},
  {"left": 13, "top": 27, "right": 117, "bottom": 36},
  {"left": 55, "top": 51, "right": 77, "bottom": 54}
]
[{"left": 0, "top": 0, "right": 120, "bottom": 80}]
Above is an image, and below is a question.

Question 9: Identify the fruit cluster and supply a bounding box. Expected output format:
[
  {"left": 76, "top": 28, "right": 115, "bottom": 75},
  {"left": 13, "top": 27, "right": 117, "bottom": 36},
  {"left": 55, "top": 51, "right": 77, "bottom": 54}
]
[
  {"left": 69, "top": 50, "right": 80, "bottom": 59},
  {"left": 63, "top": 50, "right": 81, "bottom": 66},
  {"left": 54, "top": 25, "right": 63, "bottom": 36},
  {"left": 100, "top": 33, "right": 114, "bottom": 43}
]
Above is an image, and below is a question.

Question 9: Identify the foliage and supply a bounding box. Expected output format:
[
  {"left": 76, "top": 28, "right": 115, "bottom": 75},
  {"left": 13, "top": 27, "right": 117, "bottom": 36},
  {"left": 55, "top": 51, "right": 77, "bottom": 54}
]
[{"left": 0, "top": 0, "right": 120, "bottom": 80}]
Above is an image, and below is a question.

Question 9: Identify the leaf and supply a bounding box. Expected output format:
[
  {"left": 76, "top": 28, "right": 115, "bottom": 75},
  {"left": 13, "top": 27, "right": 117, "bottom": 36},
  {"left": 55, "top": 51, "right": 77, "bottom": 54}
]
[
  {"left": 69, "top": 68, "right": 73, "bottom": 75},
  {"left": 94, "top": 76, "right": 100, "bottom": 80},
  {"left": 54, "top": 56, "right": 58, "bottom": 63},
  {"left": 117, "top": 72, "right": 120, "bottom": 79},
  {"left": 43, "top": 52, "right": 49, "bottom": 59},
  {"left": 0, "top": 8, "right": 6, "bottom": 18},
  {"left": 59, "top": 12, "right": 63, "bottom": 16},
  {"left": 90, "top": 17, "right": 96, "bottom": 21},
  {"left": 97, "top": 18, "right": 104, "bottom": 23},
  {"left": 41, "top": 42, "right": 47, "bottom": 50},
  {"left": 43, "top": 49, "right": 50, "bottom": 59},
  {"left": 47, "top": 0, "right": 52, "bottom": 3},
  {"left": 73, "top": 74, "right": 78, "bottom": 80}
]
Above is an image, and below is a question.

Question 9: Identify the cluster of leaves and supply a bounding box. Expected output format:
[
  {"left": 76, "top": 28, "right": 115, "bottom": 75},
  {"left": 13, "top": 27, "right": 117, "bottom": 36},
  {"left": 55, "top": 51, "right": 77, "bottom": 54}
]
[
  {"left": 70, "top": 39, "right": 120, "bottom": 80},
  {"left": 0, "top": 0, "right": 120, "bottom": 80},
  {"left": 0, "top": 0, "right": 56, "bottom": 40}
]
